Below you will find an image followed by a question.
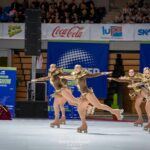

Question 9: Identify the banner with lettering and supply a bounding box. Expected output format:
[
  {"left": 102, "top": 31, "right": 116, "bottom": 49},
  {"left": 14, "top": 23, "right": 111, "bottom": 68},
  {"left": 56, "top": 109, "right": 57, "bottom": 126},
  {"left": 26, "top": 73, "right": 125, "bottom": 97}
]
[
  {"left": 47, "top": 42, "right": 109, "bottom": 119},
  {"left": 0, "top": 67, "right": 17, "bottom": 117},
  {"left": 90, "top": 24, "right": 134, "bottom": 41},
  {"left": 42, "top": 24, "right": 90, "bottom": 40},
  {"left": 0, "top": 23, "right": 150, "bottom": 41},
  {"left": 134, "top": 24, "right": 150, "bottom": 41}
]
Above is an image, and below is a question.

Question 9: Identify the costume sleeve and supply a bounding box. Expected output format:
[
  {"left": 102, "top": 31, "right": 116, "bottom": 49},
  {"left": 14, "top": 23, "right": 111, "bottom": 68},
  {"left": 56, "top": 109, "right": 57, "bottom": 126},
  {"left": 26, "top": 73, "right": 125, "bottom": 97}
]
[
  {"left": 110, "top": 77, "right": 131, "bottom": 83},
  {"left": 59, "top": 74, "right": 75, "bottom": 80},
  {"left": 60, "top": 72, "right": 71, "bottom": 76},
  {"left": 133, "top": 77, "right": 142, "bottom": 82},
  {"left": 85, "top": 72, "right": 102, "bottom": 78},
  {"left": 34, "top": 76, "right": 49, "bottom": 82}
]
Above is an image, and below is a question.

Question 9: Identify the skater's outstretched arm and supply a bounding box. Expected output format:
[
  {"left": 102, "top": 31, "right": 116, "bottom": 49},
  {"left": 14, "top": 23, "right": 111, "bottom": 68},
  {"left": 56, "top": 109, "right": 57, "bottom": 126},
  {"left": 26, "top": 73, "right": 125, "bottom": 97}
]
[
  {"left": 128, "top": 78, "right": 150, "bottom": 88},
  {"left": 31, "top": 76, "right": 49, "bottom": 82},
  {"left": 108, "top": 77, "right": 131, "bottom": 83},
  {"left": 108, "top": 76, "right": 142, "bottom": 83},
  {"left": 60, "top": 75, "right": 75, "bottom": 80},
  {"left": 85, "top": 72, "right": 112, "bottom": 78}
]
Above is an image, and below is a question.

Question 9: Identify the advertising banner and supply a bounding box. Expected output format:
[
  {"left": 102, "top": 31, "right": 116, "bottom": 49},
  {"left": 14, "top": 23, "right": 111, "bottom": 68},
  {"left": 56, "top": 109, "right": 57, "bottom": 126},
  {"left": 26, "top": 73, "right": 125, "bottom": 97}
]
[
  {"left": 0, "top": 67, "right": 17, "bottom": 117},
  {"left": 42, "top": 24, "right": 90, "bottom": 40},
  {"left": 47, "top": 42, "right": 109, "bottom": 119},
  {"left": 0, "top": 23, "right": 150, "bottom": 41},
  {"left": 2, "top": 23, "right": 24, "bottom": 39},
  {"left": 90, "top": 24, "right": 134, "bottom": 41},
  {"left": 135, "top": 24, "right": 150, "bottom": 41}
]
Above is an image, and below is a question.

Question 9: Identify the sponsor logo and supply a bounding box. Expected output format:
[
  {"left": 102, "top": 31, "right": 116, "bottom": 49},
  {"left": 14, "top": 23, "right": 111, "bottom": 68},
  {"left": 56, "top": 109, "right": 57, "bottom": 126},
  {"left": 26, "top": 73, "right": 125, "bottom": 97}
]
[
  {"left": 8, "top": 25, "right": 22, "bottom": 37},
  {"left": 51, "top": 26, "right": 84, "bottom": 38},
  {"left": 0, "top": 79, "right": 11, "bottom": 84},
  {"left": 102, "top": 26, "right": 123, "bottom": 39},
  {"left": 138, "top": 29, "right": 150, "bottom": 36},
  {"left": 56, "top": 49, "right": 95, "bottom": 68},
  {"left": 0, "top": 71, "right": 6, "bottom": 75},
  {"left": 87, "top": 68, "right": 100, "bottom": 73}
]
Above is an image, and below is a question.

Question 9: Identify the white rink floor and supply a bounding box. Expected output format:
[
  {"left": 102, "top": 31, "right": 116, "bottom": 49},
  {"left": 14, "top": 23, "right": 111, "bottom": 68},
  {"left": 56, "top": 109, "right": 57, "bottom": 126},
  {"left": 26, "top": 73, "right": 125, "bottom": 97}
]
[{"left": 0, "top": 119, "right": 150, "bottom": 150}]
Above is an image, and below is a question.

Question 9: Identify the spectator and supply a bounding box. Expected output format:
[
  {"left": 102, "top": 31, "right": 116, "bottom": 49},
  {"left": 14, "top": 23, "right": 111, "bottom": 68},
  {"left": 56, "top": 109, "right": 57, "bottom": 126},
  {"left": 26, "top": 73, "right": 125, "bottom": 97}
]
[
  {"left": 0, "top": 0, "right": 107, "bottom": 23},
  {"left": 40, "top": 0, "right": 49, "bottom": 12},
  {"left": 79, "top": 0, "right": 88, "bottom": 23},
  {"left": 0, "top": 6, "right": 2, "bottom": 15},
  {"left": 22, "top": 0, "right": 29, "bottom": 9},
  {"left": 41, "top": 3, "right": 47, "bottom": 22},
  {"left": 68, "top": 0, "right": 78, "bottom": 12},
  {"left": 10, "top": 0, "right": 20, "bottom": 11},
  {"left": 32, "top": 0, "right": 40, "bottom": 9},
  {"left": 70, "top": 12, "right": 79, "bottom": 23},
  {"left": 89, "top": 2, "right": 96, "bottom": 23},
  {"left": 114, "top": 0, "right": 150, "bottom": 23}
]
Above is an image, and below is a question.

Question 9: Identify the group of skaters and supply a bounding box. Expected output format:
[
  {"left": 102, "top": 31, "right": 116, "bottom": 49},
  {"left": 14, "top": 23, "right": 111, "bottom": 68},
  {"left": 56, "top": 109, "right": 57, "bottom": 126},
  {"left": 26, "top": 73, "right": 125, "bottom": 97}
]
[
  {"left": 109, "top": 67, "right": 150, "bottom": 133},
  {"left": 32, "top": 64, "right": 150, "bottom": 133}
]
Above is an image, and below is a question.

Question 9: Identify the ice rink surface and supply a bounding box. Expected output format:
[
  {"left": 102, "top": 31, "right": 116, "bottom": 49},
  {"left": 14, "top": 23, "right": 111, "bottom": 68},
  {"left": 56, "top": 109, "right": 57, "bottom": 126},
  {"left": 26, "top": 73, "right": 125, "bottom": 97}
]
[{"left": 0, "top": 119, "right": 150, "bottom": 150}]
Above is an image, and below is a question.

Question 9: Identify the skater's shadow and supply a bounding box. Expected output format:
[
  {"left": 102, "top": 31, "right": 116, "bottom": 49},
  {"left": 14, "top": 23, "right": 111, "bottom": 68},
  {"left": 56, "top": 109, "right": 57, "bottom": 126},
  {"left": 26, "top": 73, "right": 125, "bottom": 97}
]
[{"left": 88, "top": 133, "right": 130, "bottom": 136}]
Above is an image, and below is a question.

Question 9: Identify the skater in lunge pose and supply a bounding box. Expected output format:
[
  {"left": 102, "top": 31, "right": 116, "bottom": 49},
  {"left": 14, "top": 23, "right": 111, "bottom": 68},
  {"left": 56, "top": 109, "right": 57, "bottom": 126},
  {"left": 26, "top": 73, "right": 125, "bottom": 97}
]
[
  {"left": 31, "top": 64, "right": 79, "bottom": 128},
  {"left": 50, "top": 78, "right": 68, "bottom": 126},
  {"left": 61, "top": 64, "right": 124, "bottom": 133}
]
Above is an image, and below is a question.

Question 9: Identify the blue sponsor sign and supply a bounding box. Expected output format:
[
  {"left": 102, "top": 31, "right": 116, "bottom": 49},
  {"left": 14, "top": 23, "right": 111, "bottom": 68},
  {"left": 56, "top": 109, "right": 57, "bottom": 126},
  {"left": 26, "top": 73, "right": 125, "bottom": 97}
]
[
  {"left": 138, "top": 29, "right": 150, "bottom": 36},
  {"left": 140, "top": 44, "right": 150, "bottom": 72},
  {"left": 0, "top": 67, "right": 17, "bottom": 118},
  {"left": 47, "top": 42, "right": 109, "bottom": 119}
]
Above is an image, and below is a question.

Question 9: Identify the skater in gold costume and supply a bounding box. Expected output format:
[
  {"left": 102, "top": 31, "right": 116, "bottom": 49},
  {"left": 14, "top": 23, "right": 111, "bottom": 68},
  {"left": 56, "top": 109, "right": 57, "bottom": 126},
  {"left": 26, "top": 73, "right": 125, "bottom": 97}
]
[
  {"left": 32, "top": 64, "right": 78, "bottom": 128},
  {"left": 61, "top": 64, "right": 123, "bottom": 133}
]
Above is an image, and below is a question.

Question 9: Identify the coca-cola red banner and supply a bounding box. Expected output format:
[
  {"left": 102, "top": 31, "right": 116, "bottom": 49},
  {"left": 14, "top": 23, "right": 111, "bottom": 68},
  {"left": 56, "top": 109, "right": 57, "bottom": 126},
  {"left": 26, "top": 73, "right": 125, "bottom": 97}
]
[{"left": 42, "top": 24, "right": 90, "bottom": 40}]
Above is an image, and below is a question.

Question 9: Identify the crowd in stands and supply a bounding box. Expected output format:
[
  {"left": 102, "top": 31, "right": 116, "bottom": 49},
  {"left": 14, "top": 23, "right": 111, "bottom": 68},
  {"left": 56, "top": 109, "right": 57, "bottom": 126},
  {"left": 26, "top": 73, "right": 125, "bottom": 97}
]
[
  {"left": 0, "top": 0, "right": 106, "bottom": 23},
  {"left": 114, "top": 0, "right": 150, "bottom": 23}
]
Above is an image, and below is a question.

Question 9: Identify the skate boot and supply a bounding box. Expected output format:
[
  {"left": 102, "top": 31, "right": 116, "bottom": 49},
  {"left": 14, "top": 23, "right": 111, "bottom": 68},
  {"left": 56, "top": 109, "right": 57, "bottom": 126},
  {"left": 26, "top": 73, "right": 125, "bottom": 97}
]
[
  {"left": 113, "top": 109, "right": 124, "bottom": 120},
  {"left": 134, "top": 119, "right": 143, "bottom": 127},
  {"left": 87, "top": 106, "right": 95, "bottom": 116},
  {"left": 77, "top": 124, "right": 88, "bottom": 133},
  {"left": 144, "top": 123, "right": 150, "bottom": 132},
  {"left": 50, "top": 120, "right": 60, "bottom": 128},
  {"left": 60, "top": 115, "right": 66, "bottom": 125}
]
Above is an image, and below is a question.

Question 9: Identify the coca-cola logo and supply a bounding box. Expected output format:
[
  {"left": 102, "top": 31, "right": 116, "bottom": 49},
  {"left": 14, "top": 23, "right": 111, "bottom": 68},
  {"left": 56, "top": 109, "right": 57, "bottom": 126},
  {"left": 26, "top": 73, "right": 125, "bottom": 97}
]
[{"left": 51, "top": 26, "right": 84, "bottom": 38}]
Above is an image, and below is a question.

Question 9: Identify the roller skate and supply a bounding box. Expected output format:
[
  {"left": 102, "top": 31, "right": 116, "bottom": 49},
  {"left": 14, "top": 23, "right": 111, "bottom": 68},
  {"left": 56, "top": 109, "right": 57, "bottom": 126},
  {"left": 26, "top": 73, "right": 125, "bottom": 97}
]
[
  {"left": 87, "top": 106, "right": 95, "bottom": 115},
  {"left": 113, "top": 109, "right": 124, "bottom": 120},
  {"left": 134, "top": 119, "right": 143, "bottom": 127},
  {"left": 144, "top": 123, "right": 150, "bottom": 132},
  {"left": 50, "top": 120, "right": 60, "bottom": 128},
  {"left": 60, "top": 115, "right": 66, "bottom": 125},
  {"left": 77, "top": 124, "right": 88, "bottom": 133}
]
